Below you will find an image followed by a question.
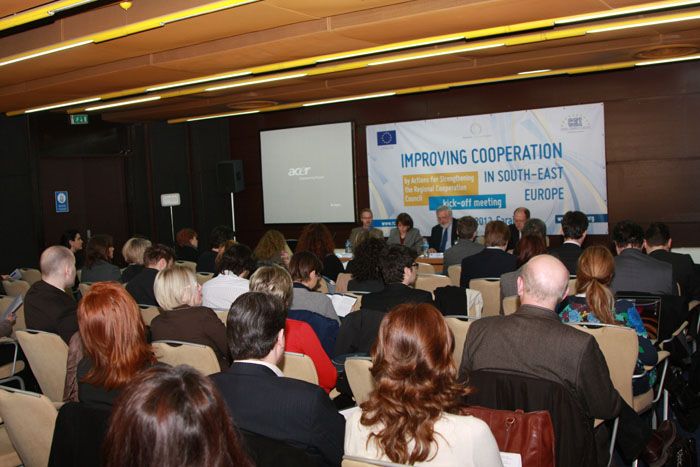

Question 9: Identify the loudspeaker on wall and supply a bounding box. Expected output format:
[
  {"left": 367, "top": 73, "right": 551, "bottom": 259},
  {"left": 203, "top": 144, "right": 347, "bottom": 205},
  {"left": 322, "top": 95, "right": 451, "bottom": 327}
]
[{"left": 216, "top": 160, "right": 245, "bottom": 193}]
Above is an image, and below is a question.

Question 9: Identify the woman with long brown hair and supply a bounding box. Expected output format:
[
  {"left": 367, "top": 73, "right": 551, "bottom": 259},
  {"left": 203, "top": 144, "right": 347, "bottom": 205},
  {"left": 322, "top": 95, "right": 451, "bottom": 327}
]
[
  {"left": 296, "top": 223, "right": 344, "bottom": 281},
  {"left": 254, "top": 229, "right": 293, "bottom": 267},
  {"left": 559, "top": 245, "right": 658, "bottom": 395},
  {"left": 80, "top": 234, "right": 121, "bottom": 283},
  {"left": 345, "top": 303, "right": 501, "bottom": 466}
]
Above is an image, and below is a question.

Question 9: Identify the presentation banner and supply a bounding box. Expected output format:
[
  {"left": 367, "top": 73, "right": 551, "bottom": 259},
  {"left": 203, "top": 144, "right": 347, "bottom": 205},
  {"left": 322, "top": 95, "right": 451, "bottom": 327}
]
[{"left": 366, "top": 103, "right": 608, "bottom": 237}]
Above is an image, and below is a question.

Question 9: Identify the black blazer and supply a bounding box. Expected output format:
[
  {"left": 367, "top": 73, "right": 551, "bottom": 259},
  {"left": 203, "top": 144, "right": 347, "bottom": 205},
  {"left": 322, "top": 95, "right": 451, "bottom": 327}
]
[
  {"left": 360, "top": 283, "right": 433, "bottom": 312},
  {"left": 125, "top": 267, "right": 159, "bottom": 306},
  {"left": 549, "top": 242, "right": 583, "bottom": 275},
  {"left": 24, "top": 280, "right": 78, "bottom": 344},
  {"left": 506, "top": 223, "right": 522, "bottom": 252},
  {"left": 429, "top": 223, "right": 457, "bottom": 252},
  {"left": 460, "top": 248, "right": 516, "bottom": 288},
  {"left": 649, "top": 249, "right": 699, "bottom": 300},
  {"left": 211, "top": 362, "right": 345, "bottom": 467}
]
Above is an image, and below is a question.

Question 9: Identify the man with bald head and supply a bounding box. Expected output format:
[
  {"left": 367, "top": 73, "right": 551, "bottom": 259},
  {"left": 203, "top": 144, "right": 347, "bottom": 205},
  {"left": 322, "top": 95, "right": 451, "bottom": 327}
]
[
  {"left": 460, "top": 255, "right": 675, "bottom": 465},
  {"left": 24, "top": 246, "right": 79, "bottom": 343}
]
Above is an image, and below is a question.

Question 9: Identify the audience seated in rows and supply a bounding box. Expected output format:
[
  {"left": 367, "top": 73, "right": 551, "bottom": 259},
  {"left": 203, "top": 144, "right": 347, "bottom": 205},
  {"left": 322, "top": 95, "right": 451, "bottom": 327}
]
[
  {"left": 460, "top": 220, "right": 516, "bottom": 288},
  {"left": 249, "top": 265, "right": 337, "bottom": 392},
  {"left": 211, "top": 292, "right": 345, "bottom": 467},
  {"left": 196, "top": 225, "right": 234, "bottom": 273},
  {"left": 349, "top": 208, "right": 383, "bottom": 248},
  {"left": 125, "top": 244, "right": 174, "bottom": 306},
  {"left": 443, "top": 215, "right": 483, "bottom": 272},
  {"left": 645, "top": 221, "right": 700, "bottom": 301},
  {"left": 151, "top": 265, "right": 230, "bottom": 370},
  {"left": 387, "top": 212, "right": 423, "bottom": 255},
  {"left": 81, "top": 234, "right": 121, "bottom": 283},
  {"left": 345, "top": 303, "right": 502, "bottom": 466},
  {"left": 175, "top": 228, "right": 199, "bottom": 263},
  {"left": 296, "top": 223, "right": 344, "bottom": 282},
  {"left": 499, "top": 234, "right": 548, "bottom": 309},
  {"left": 460, "top": 254, "right": 676, "bottom": 466},
  {"left": 254, "top": 229, "right": 292, "bottom": 268},
  {"left": 549, "top": 210, "right": 588, "bottom": 275},
  {"left": 346, "top": 237, "right": 386, "bottom": 293},
  {"left": 289, "top": 251, "right": 339, "bottom": 324},
  {"left": 24, "top": 245, "right": 78, "bottom": 343},
  {"left": 201, "top": 243, "right": 255, "bottom": 310},
  {"left": 120, "top": 237, "right": 152, "bottom": 283}
]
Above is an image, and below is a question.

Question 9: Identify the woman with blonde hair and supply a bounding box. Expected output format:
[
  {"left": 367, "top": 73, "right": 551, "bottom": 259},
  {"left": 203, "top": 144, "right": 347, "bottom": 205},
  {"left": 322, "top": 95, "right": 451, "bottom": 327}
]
[
  {"left": 254, "top": 230, "right": 292, "bottom": 267},
  {"left": 345, "top": 303, "right": 501, "bottom": 466},
  {"left": 151, "top": 264, "right": 229, "bottom": 370},
  {"left": 559, "top": 245, "right": 658, "bottom": 395},
  {"left": 121, "top": 237, "right": 152, "bottom": 283}
]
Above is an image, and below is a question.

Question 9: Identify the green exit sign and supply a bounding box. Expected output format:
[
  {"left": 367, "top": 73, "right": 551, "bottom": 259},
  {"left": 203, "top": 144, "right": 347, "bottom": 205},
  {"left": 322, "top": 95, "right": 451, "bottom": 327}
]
[{"left": 70, "top": 114, "right": 89, "bottom": 125}]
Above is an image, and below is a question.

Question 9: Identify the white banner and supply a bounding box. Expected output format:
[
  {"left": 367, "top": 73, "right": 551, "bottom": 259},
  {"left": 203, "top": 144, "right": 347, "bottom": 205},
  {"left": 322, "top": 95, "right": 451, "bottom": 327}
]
[{"left": 366, "top": 103, "right": 608, "bottom": 236}]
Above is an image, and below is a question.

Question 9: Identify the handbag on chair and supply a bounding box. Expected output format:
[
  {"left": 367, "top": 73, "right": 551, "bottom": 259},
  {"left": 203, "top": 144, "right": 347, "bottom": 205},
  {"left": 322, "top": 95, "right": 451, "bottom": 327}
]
[{"left": 459, "top": 405, "right": 555, "bottom": 467}]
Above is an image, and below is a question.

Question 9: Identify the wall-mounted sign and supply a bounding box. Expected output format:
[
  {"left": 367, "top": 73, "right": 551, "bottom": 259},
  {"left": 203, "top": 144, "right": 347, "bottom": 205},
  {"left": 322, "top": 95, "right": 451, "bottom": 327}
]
[{"left": 55, "top": 191, "right": 69, "bottom": 213}]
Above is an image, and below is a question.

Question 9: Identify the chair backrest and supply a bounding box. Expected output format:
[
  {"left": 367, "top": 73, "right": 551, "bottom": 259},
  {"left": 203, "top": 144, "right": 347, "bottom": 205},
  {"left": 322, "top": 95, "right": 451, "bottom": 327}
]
[
  {"left": 139, "top": 305, "right": 161, "bottom": 326},
  {"left": 76, "top": 269, "right": 82, "bottom": 281},
  {"left": 344, "top": 356, "right": 374, "bottom": 405},
  {"left": 78, "top": 282, "right": 92, "bottom": 297},
  {"left": 278, "top": 351, "right": 319, "bottom": 385},
  {"left": 152, "top": 340, "right": 221, "bottom": 375},
  {"left": 447, "top": 264, "right": 461, "bottom": 286},
  {"left": 215, "top": 310, "right": 228, "bottom": 324},
  {"left": 335, "top": 273, "right": 352, "bottom": 293},
  {"left": 0, "top": 296, "right": 25, "bottom": 338},
  {"left": 2, "top": 280, "right": 29, "bottom": 299},
  {"left": 195, "top": 272, "right": 214, "bottom": 285},
  {"left": 468, "top": 279, "right": 501, "bottom": 317},
  {"left": 568, "top": 278, "right": 577, "bottom": 295},
  {"left": 19, "top": 268, "right": 41, "bottom": 286},
  {"left": 315, "top": 278, "right": 330, "bottom": 294},
  {"left": 0, "top": 385, "right": 58, "bottom": 467},
  {"left": 16, "top": 330, "right": 69, "bottom": 402},
  {"left": 345, "top": 293, "right": 363, "bottom": 312},
  {"left": 0, "top": 424, "right": 21, "bottom": 467},
  {"left": 444, "top": 316, "right": 474, "bottom": 367},
  {"left": 415, "top": 262, "right": 435, "bottom": 274},
  {"left": 502, "top": 295, "right": 520, "bottom": 315},
  {"left": 175, "top": 260, "right": 196, "bottom": 273},
  {"left": 414, "top": 274, "right": 452, "bottom": 294},
  {"left": 343, "top": 455, "right": 411, "bottom": 466},
  {"left": 568, "top": 324, "right": 638, "bottom": 407}
]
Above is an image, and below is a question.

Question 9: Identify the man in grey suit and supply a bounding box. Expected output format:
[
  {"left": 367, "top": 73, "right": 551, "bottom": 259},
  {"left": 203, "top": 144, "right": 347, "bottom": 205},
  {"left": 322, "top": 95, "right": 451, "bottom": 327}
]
[
  {"left": 610, "top": 220, "right": 674, "bottom": 295},
  {"left": 443, "top": 216, "right": 484, "bottom": 273},
  {"left": 349, "top": 208, "right": 383, "bottom": 248},
  {"left": 460, "top": 254, "right": 676, "bottom": 465}
]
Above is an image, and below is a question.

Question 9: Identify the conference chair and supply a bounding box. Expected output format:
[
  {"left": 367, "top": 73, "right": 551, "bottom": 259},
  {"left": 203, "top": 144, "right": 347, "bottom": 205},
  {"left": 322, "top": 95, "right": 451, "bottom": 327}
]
[
  {"left": 152, "top": 340, "right": 220, "bottom": 376},
  {"left": 19, "top": 268, "right": 41, "bottom": 286},
  {"left": 568, "top": 277, "right": 577, "bottom": 295},
  {"left": 344, "top": 356, "right": 374, "bottom": 405},
  {"left": 502, "top": 295, "right": 520, "bottom": 315},
  {"left": 278, "top": 351, "right": 318, "bottom": 386},
  {"left": 342, "top": 455, "right": 411, "bottom": 467},
  {"left": 0, "top": 385, "right": 58, "bottom": 467},
  {"left": 414, "top": 273, "right": 452, "bottom": 294},
  {"left": 138, "top": 304, "right": 161, "bottom": 326},
  {"left": 78, "top": 282, "right": 92, "bottom": 297},
  {"left": 345, "top": 293, "right": 364, "bottom": 312},
  {"left": 175, "top": 260, "right": 196, "bottom": 273},
  {"left": 415, "top": 262, "right": 435, "bottom": 274},
  {"left": 0, "top": 424, "right": 21, "bottom": 467},
  {"left": 215, "top": 310, "right": 228, "bottom": 324},
  {"left": 446, "top": 265, "right": 461, "bottom": 286},
  {"left": 0, "top": 335, "right": 25, "bottom": 390},
  {"left": 468, "top": 279, "right": 501, "bottom": 317},
  {"left": 16, "top": 330, "right": 68, "bottom": 402},
  {"left": 1, "top": 280, "right": 29, "bottom": 299},
  {"left": 315, "top": 278, "right": 330, "bottom": 294},
  {"left": 0, "top": 294, "right": 26, "bottom": 338},
  {"left": 444, "top": 316, "right": 477, "bottom": 367},
  {"left": 195, "top": 272, "right": 214, "bottom": 285},
  {"left": 76, "top": 270, "right": 82, "bottom": 282},
  {"left": 335, "top": 273, "right": 352, "bottom": 293}
]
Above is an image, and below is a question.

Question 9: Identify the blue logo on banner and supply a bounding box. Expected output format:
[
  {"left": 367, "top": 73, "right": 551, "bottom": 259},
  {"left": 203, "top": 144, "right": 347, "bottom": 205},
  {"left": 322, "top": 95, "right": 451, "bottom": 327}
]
[
  {"left": 556, "top": 214, "right": 608, "bottom": 223},
  {"left": 377, "top": 130, "right": 396, "bottom": 146},
  {"left": 55, "top": 191, "right": 69, "bottom": 213}
]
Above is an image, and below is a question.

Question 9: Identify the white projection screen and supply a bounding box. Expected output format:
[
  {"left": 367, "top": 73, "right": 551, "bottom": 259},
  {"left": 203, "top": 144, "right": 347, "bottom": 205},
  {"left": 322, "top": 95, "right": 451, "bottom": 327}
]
[{"left": 260, "top": 122, "right": 356, "bottom": 224}]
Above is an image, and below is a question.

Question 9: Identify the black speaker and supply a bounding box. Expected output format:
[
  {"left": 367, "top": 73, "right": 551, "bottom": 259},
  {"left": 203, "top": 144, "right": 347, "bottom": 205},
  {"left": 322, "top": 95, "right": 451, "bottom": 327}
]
[{"left": 216, "top": 160, "right": 245, "bottom": 193}]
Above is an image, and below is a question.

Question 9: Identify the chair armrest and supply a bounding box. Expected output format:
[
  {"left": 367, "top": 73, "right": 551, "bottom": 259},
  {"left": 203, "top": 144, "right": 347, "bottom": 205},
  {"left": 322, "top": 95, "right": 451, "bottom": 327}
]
[{"left": 645, "top": 350, "right": 670, "bottom": 372}]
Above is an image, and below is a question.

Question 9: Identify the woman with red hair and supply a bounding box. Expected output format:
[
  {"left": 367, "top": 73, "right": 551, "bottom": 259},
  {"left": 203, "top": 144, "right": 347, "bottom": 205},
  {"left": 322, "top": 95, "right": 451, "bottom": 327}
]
[
  {"left": 296, "top": 223, "right": 344, "bottom": 282},
  {"left": 345, "top": 303, "right": 502, "bottom": 466},
  {"left": 77, "top": 281, "right": 157, "bottom": 405}
]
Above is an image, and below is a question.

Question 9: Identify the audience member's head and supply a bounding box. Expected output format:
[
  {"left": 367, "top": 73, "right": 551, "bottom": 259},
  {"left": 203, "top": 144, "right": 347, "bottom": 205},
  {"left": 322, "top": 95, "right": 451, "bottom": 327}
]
[
  {"left": 154, "top": 264, "right": 202, "bottom": 310},
  {"left": 522, "top": 218, "right": 547, "bottom": 238},
  {"left": 612, "top": 220, "right": 645, "bottom": 251},
  {"left": 519, "top": 255, "right": 569, "bottom": 309},
  {"left": 176, "top": 229, "right": 198, "bottom": 249},
  {"left": 122, "top": 237, "right": 152, "bottom": 265},
  {"left": 354, "top": 230, "right": 370, "bottom": 247},
  {"left": 59, "top": 229, "right": 83, "bottom": 253},
  {"left": 102, "top": 365, "right": 251, "bottom": 467},
  {"left": 288, "top": 250, "right": 323, "bottom": 284},
  {"left": 216, "top": 243, "right": 255, "bottom": 277},
  {"left": 144, "top": 244, "right": 175, "bottom": 270},
  {"left": 226, "top": 292, "right": 287, "bottom": 362},
  {"left": 436, "top": 205, "right": 453, "bottom": 227},
  {"left": 575, "top": 245, "right": 617, "bottom": 324},
  {"left": 209, "top": 225, "right": 235, "bottom": 250},
  {"left": 39, "top": 245, "right": 76, "bottom": 287},
  {"left": 254, "top": 230, "right": 289, "bottom": 261},
  {"left": 513, "top": 207, "right": 531, "bottom": 232},
  {"left": 379, "top": 245, "right": 417, "bottom": 285},
  {"left": 360, "top": 303, "right": 471, "bottom": 464},
  {"left": 515, "top": 234, "right": 548, "bottom": 268},
  {"left": 395, "top": 212, "right": 414, "bottom": 232},
  {"left": 359, "top": 208, "right": 374, "bottom": 229},
  {"left": 484, "top": 220, "right": 510, "bottom": 248},
  {"left": 561, "top": 211, "right": 588, "bottom": 241},
  {"left": 351, "top": 237, "right": 387, "bottom": 282},
  {"left": 249, "top": 265, "right": 294, "bottom": 310},
  {"left": 214, "top": 239, "right": 238, "bottom": 270},
  {"left": 85, "top": 234, "right": 115, "bottom": 268},
  {"left": 77, "top": 282, "right": 156, "bottom": 391},
  {"left": 296, "top": 223, "right": 335, "bottom": 259},
  {"left": 456, "top": 216, "right": 478, "bottom": 240},
  {"left": 644, "top": 222, "right": 672, "bottom": 251}
]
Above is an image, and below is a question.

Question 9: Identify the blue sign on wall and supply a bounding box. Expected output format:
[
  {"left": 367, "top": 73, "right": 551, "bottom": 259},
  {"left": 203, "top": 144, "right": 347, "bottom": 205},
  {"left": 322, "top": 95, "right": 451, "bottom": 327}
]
[{"left": 55, "top": 191, "right": 69, "bottom": 213}]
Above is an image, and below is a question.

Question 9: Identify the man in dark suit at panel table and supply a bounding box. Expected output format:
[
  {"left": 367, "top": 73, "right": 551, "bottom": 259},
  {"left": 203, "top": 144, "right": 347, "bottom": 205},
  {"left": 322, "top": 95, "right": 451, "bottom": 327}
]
[
  {"left": 549, "top": 210, "right": 589, "bottom": 275},
  {"left": 428, "top": 205, "right": 457, "bottom": 253},
  {"left": 460, "top": 220, "right": 516, "bottom": 288},
  {"left": 211, "top": 292, "right": 344, "bottom": 467},
  {"left": 506, "top": 206, "right": 530, "bottom": 253},
  {"left": 645, "top": 222, "right": 700, "bottom": 301}
]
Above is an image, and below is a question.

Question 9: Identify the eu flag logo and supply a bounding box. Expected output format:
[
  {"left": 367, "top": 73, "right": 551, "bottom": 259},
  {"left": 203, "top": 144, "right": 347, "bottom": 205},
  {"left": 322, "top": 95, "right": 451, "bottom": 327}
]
[{"left": 377, "top": 130, "right": 396, "bottom": 146}]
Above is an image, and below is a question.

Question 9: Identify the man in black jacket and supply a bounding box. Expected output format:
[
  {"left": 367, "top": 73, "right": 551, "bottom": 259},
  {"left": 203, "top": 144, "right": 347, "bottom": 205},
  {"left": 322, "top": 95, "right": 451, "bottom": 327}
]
[
  {"left": 125, "top": 244, "right": 174, "bottom": 306},
  {"left": 550, "top": 210, "right": 588, "bottom": 275},
  {"left": 645, "top": 222, "right": 699, "bottom": 300}
]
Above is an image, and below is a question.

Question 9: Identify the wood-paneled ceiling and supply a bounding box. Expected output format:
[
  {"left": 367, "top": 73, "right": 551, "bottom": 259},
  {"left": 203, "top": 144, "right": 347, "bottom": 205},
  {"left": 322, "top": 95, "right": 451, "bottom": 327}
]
[{"left": 2, "top": 0, "right": 699, "bottom": 123}]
